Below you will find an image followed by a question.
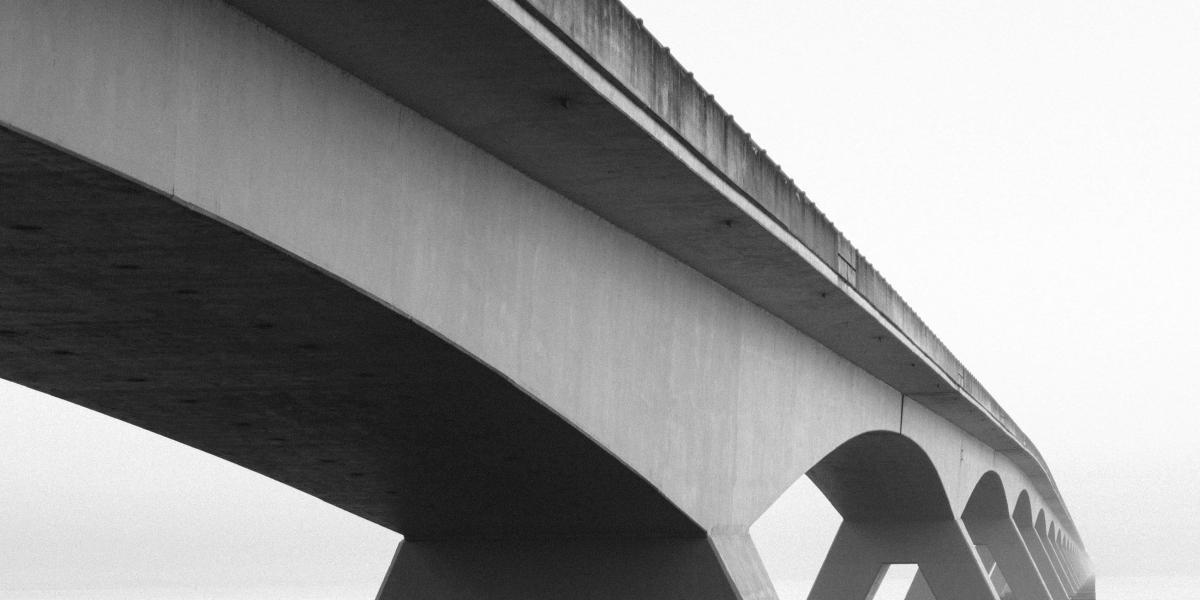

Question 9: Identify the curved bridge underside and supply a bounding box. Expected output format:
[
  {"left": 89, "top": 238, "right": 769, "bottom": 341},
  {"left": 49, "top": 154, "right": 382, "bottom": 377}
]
[{"left": 0, "top": 126, "right": 698, "bottom": 541}]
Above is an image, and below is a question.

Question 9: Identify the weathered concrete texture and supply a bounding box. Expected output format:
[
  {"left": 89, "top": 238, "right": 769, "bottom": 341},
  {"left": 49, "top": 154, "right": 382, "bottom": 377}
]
[
  {"left": 499, "top": 0, "right": 1078, "bottom": 540},
  {"left": 375, "top": 538, "right": 738, "bottom": 600}
]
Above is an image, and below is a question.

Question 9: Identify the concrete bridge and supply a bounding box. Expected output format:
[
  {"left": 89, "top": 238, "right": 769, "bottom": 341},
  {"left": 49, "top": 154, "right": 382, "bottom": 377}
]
[{"left": 0, "top": 1, "right": 1093, "bottom": 598}]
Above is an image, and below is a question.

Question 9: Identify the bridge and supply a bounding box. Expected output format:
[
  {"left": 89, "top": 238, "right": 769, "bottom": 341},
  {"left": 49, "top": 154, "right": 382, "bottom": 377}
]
[{"left": 0, "top": 1, "right": 1093, "bottom": 598}]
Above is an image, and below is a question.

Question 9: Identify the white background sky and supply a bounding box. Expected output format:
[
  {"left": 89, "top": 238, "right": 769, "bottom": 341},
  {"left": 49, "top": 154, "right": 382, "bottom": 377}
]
[{"left": 3, "top": 1, "right": 1199, "bottom": 598}]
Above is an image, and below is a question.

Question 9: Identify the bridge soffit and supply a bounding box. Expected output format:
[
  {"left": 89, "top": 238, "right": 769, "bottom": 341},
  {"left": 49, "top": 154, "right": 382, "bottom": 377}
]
[{"left": 0, "top": 0, "right": 1084, "bottom": 554}]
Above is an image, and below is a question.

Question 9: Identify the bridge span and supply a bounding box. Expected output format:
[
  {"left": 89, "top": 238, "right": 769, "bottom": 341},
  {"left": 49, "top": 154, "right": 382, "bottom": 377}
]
[{"left": 0, "top": 1, "right": 1092, "bottom": 598}]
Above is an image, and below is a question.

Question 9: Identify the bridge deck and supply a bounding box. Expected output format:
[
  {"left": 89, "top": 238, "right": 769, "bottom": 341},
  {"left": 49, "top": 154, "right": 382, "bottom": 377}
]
[{"left": 222, "top": 0, "right": 1078, "bottom": 539}]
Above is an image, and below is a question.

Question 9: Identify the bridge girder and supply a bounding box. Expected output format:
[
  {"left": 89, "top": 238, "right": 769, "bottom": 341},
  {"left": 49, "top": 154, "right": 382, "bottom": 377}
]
[{"left": 0, "top": 0, "right": 1092, "bottom": 597}]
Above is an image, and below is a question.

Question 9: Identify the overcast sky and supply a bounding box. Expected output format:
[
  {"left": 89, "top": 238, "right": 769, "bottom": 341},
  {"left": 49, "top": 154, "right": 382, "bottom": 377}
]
[{"left": 3, "top": 1, "right": 1199, "bottom": 598}]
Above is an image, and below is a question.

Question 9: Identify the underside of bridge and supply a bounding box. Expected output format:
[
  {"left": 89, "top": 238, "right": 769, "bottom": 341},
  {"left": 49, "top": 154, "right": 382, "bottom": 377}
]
[
  {"left": 808, "top": 432, "right": 954, "bottom": 522},
  {"left": 218, "top": 0, "right": 971, "bottom": 419},
  {"left": 0, "top": 124, "right": 701, "bottom": 542},
  {"left": 805, "top": 433, "right": 1000, "bottom": 600},
  {"left": 213, "top": 0, "right": 1083, "bottom": 547},
  {"left": 1, "top": 116, "right": 750, "bottom": 598},
  {"left": 0, "top": 0, "right": 1092, "bottom": 597}
]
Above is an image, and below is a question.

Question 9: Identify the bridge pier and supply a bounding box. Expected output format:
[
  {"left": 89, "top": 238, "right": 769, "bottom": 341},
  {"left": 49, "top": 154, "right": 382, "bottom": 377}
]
[
  {"left": 807, "top": 520, "right": 998, "bottom": 600},
  {"left": 1053, "top": 543, "right": 1077, "bottom": 592},
  {"left": 1062, "top": 541, "right": 1087, "bottom": 590},
  {"left": 963, "top": 516, "right": 1054, "bottom": 600},
  {"left": 1047, "top": 527, "right": 1077, "bottom": 591},
  {"left": 708, "top": 532, "right": 779, "bottom": 600},
  {"left": 1066, "top": 548, "right": 1090, "bottom": 594},
  {"left": 374, "top": 537, "right": 740, "bottom": 600},
  {"left": 902, "top": 572, "right": 935, "bottom": 600},
  {"left": 957, "top": 473, "right": 1055, "bottom": 600},
  {"left": 1015, "top": 522, "right": 1070, "bottom": 600}
]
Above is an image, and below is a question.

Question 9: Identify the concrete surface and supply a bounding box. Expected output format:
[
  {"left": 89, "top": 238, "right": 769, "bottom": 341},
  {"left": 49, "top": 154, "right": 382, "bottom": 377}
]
[
  {"left": 1039, "top": 516, "right": 1078, "bottom": 592},
  {"left": 0, "top": 125, "right": 702, "bottom": 539},
  {"left": 962, "top": 474, "right": 1054, "bottom": 600},
  {"left": 0, "top": 0, "right": 1092, "bottom": 596},
  {"left": 809, "top": 520, "right": 998, "bottom": 600},
  {"left": 1015, "top": 492, "right": 1072, "bottom": 600},
  {"left": 375, "top": 538, "right": 738, "bottom": 600},
  {"left": 213, "top": 0, "right": 1081, "bottom": 539}
]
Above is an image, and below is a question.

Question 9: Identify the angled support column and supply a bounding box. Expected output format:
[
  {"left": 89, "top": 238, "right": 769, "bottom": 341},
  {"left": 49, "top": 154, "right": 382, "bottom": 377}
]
[
  {"left": 1039, "top": 533, "right": 1077, "bottom": 592},
  {"left": 375, "top": 537, "right": 741, "bottom": 600},
  {"left": 709, "top": 532, "right": 779, "bottom": 600},
  {"left": 1036, "top": 525, "right": 1073, "bottom": 592},
  {"left": 808, "top": 520, "right": 999, "bottom": 600},
  {"left": 1056, "top": 542, "right": 1080, "bottom": 588},
  {"left": 1062, "top": 548, "right": 1083, "bottom": 592},
  {"left": 1072, "top": 549, "right": 1095, "bottom": 584},
  {"left": 1075, "top": 547, "right": 1094, "bottom": 578},
  {"left": 963, "top": 516, "right": 1054, "bottom": 600},
  {"left": 1065, "top": 544, "right": 1089, "bottom": 585},
  {"left": 1016, "top": 524, "right": 1070, "bottom": 600},
  {"left": 1051, "top": 539, "right": 1080, "bottom": 589},
  {"left": 903, "top": 572, "right": 935, "bottom": 600}
]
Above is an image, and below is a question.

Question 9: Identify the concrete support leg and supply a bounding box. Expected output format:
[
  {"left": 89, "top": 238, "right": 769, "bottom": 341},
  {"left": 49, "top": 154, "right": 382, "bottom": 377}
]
[
  {"left": 1071, "top": 549, "right": 1088, "bottom": 579},
  {"left": 374, "top": 537, "right": 741, "bottom": 600},
  {"left": 1071, "top": 549, "right": 1093, "bottom": 584},
  {"left": 1064, "top": 549, "right": 1083, "bottom": 591},
  {"left": 709, "top": 532, "right": 779, "bottom": 600},
  {"left": 1056, "top": 544, "right": 1080, "bottom": 589},
  {"left": 1053, "top": 542, "right": 1078, "bottom": 588},
  {"left": 1041, "top": 536, "right": 1077, "bottom": 592},
  {"left": 903, "top": 572, "right": 935, "bottom": 600},
  {"left": 1066, "top": 546, "right": 1089, "bottom": 585},
  {"left": 964, "top": 517, "right": 1055, "bottom": 600},
  {"left": 1017, "top": 525, "right": 1070, "bottom": 600},
  {"left": 807, "top": 520, "right": 998, "bottom": 600}
]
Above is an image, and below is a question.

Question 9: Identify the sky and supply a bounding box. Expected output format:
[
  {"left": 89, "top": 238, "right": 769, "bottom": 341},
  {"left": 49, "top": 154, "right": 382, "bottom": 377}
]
[{"left": 3, "top": 0, "right": 1199, "bottom": 598}]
